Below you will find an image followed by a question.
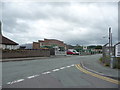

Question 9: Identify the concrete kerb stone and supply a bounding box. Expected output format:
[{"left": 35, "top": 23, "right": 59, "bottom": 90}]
[{"left": 80, "top": 61, "right": 119, "bottom": 80}]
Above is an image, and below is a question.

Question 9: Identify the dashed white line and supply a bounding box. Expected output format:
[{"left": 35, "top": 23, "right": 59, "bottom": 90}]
[
  {"left": 16, "top": 79, "right": 24, "bottom": 83},
  {"left": 7, "top": 79, "right": 24, "bottom": 85},
  {"left": 34, "top": 75, "right": 39, "bottom": 77},
  {"left": 6, "top": 64, "right": 75, "bottom": 86},
  {"left": 66, "top": 66, "right": 71, "bottom": 68},
  {"left": 42, "top": 71, "right": 51, "bottom": 74},
  {"left": 60, "top": 67, "right": 66, "bottom": 70},
  {"left": 7, "top": 82, "right": 11, "bottom": 85},
  {"left": 71, "top": 64, "right": 74, "bottom": 66},
  {"left": 52, "top": 69, "right": 60, "bottom": 72},
  {"left": 27, "top": 75, "right": 39, "bottom": 79},
  {"left": 27, "top": 75, "right": 35, "bottom": 79},
  {"left": 27, "top": 76, "right": 35, "bottom": 79}
]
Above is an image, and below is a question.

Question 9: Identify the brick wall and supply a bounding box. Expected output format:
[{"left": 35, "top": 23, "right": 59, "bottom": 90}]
[
  {"left": 44, "top": 39, "right": 65, "bottom": 47},
  {"left": 33, "top": 42, "right": 40, "bottom": 49},
  {"left": 2, "top": 49, "right": 50, "bottom": 59}
]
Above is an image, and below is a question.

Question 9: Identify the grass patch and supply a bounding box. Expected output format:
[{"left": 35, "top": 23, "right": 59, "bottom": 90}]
[{"left": 99, "top": 57, "right": 103, "bottom": 62}]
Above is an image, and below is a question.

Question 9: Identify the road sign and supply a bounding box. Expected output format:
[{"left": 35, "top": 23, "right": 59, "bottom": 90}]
[{"left": 115, "top": 44, "right": 120, "bottom": 57}]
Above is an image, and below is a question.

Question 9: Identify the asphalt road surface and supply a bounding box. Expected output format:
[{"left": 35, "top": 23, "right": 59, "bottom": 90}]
[{"left": 2, "top": 54, "right": 119, "bottom": 88}]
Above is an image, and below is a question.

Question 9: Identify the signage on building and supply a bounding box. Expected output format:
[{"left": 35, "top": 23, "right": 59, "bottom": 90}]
[
  {"left": 83, "top": 46, "right": 87, "bottom": 50},
  {"left": 115, "top": 44, "right": 120, "bottom": 57}
]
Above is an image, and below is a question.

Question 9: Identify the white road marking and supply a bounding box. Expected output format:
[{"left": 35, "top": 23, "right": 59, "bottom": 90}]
[
  {"left": 42, "top": 71, "right": 51, "bottom": 74},
  {"left": 52, "top": 69, "right": 60, "bottom": 72},
  {"left": 7, "top": 79, "right": 24, "bottom": 85},
  {"left": 16, "top": 79, "right": 24, "bottom": 83},
  {"left": 66, "top": 66, "right": 71, "bottom": 68},
  {"left": 27, "top": 74, "right": 39, "bottom": 79},
  {"left": 7, "top": 82, "right": 11, "bottom": 84},
  {"left": 34, "top": 75, "right": 39, "bottom": 77},
  {"left": 71, "top": 64, "right": 74, "bottom": 66},
  {"left": 27, "top": 75, "right": 35, "bottom": 79},
  {"left": 60, "top": 67, "right": 65, "bottom": 70},
  {"left": 6, "top": 64, "right": 75, "bottom": 85}
]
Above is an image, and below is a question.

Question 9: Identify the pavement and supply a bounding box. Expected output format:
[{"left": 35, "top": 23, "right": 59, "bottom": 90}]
[
  {"left": 80, "top": 55, "right": 120, "bottom": 80},
  {"left": 1, "top": 55, "right": 71, "bottom": 62}
]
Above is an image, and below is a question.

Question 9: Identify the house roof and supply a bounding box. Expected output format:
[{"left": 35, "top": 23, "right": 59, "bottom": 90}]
[
  {"left": 44, "top": 38, "right": 64, "bottom": 43},
  {"left": 0, "top": 35, "right": 18, "bottom": 45},
  {"left": 115, "top": 42, "right": 120, "bottom": 46}
]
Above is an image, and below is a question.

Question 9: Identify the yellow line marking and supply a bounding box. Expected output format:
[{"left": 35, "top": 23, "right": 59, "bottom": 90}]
[{"left": 75, "top": 64, "right": 120, "bottom": 85}]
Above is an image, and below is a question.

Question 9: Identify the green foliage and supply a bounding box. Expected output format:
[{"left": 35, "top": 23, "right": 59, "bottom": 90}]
[
  {"left": 104, "top": 63, "right": 110, "bottom": 66},
  {"left": 95, "top": 45, "right": 102, "bottom": 49},
  {"left": 99, "top": 57, "right": 103, "bottom": 62},
  {"left": 115, "top": 57, "right": 120, "bottom": 69},
  {"left": 87, "top": 45, "right": 96, "bottom": 49}
]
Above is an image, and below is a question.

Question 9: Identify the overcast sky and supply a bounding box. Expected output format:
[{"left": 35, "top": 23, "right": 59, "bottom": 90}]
[{"left": 1, "top": 1, "right": 118, "bottom": 46}]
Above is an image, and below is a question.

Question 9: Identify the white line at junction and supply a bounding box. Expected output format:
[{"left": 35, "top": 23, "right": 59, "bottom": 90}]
[
  {"left": 27, "top": 75, "right": 39, "bottom": 79},
  {"left": 42, "top": 71, "right": 51, "bottom": 74},
  {"left": 60, "top": 67, "right": 66, "bottom": 70},
  {"left": 6, "top": 64, "right": 75, "bottom": 85},
  {"left": 52, "top": 69, "right": 60, "bottom": 72}
]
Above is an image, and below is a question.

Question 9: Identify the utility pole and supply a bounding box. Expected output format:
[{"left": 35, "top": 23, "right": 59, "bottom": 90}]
[
  {"left": 108, "top": 27, "right": 114, "bottom": 68},
  {"left": 109, "top": 27, "right": 111, "bottom": 56},
  {"left": 111, "top": 31, "right": 112, "bottom": 55}
]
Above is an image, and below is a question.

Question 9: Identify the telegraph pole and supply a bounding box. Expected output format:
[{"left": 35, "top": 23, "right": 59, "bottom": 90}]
[
  {"left": 109, "top": 27, "right": 111, "bottom": 56},
  {"left": 111, "top": 30, "right": 112, "bottom": 55},
  {"left": 109, "top": 27, "right": 114, "bottom": 68}
]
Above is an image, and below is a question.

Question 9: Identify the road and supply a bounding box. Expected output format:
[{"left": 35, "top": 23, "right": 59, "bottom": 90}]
[{"left": 2, "top": 54, "right": 119, "bottom": 88}]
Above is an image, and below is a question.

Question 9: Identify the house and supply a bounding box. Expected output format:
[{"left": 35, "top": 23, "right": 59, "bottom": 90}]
[
  {"left": 0, "top": 21, "right": 19, "bottom": 50},
  {"left": 33, "top": 38, "right": 66, "bottom": 51},
  {"left": 114, "top": 42, "right": 120, "bottom": 57},
  {"left": 33, "top": 38, "right": 67, "bottom": 55}
]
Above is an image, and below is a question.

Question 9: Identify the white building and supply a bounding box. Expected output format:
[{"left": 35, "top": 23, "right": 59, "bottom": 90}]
[
  {"left": 0, "top": 35, "right": 18, "bottom": 50},
  {"left": 0, "top": 21, "right": 18, "bottom": 50}
]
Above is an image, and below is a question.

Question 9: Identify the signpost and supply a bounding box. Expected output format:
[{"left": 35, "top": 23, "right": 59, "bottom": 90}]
[{"left": 115, "top": 44, "right": 120, "bottom": 57}]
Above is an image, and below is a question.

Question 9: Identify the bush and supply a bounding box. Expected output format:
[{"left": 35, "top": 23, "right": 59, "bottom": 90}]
[
  {"left": 99, "top": 57, "right": 103, "bottom": 62},
  {"left": 99, "top": 56, "right": 110, "bottom": 67},
  {"left": 115, "top": 57, "right": 120, "bottom": 69}
]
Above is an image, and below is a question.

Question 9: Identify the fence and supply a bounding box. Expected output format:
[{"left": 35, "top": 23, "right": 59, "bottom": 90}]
[
  {"left": 102, "top": 45, "right": 120, "bottom": 68},
  {"left": 55, "top": 51, "right": 66, "bottom": 55},
  {"left": 2, "top": 49, "right": 50, "bottom": 59},
  {"left": 102, "top": 46, "right": 114, "bottom": 66}
]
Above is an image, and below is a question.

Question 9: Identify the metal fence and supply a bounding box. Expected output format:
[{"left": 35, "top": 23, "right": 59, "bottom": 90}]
[
  {"left": 102, "top": 43, "right": 120, "bottom": 68},
  {"left": 102, "top": 45, "right": 114, "bottom": 66}
]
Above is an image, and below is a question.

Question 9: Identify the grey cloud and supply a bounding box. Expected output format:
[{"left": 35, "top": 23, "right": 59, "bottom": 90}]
[{"left": 1, "top": 2, "right": 118, "bottom": 45}]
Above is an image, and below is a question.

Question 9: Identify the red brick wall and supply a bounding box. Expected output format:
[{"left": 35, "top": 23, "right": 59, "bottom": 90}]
[
  {"left": 33, "top": 42, "right": 40, "bottom": 49},
  {"left": 44, "top": 39, "right": 65, "bottom": 47}
]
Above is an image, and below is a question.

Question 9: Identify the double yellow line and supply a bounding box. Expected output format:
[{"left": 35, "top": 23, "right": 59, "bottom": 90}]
[{"left": 75, "top": 64, "right": 120, "bottom": 85}]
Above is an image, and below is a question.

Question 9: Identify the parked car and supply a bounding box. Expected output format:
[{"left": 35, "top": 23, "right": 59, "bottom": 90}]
[{"left": 67, "top": 49, "right": 79, "bottom": 55}]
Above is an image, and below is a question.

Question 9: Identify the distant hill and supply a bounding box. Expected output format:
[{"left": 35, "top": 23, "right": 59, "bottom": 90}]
[{"left": 19, "top": 43, "right": 33, "bottom": 49}]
